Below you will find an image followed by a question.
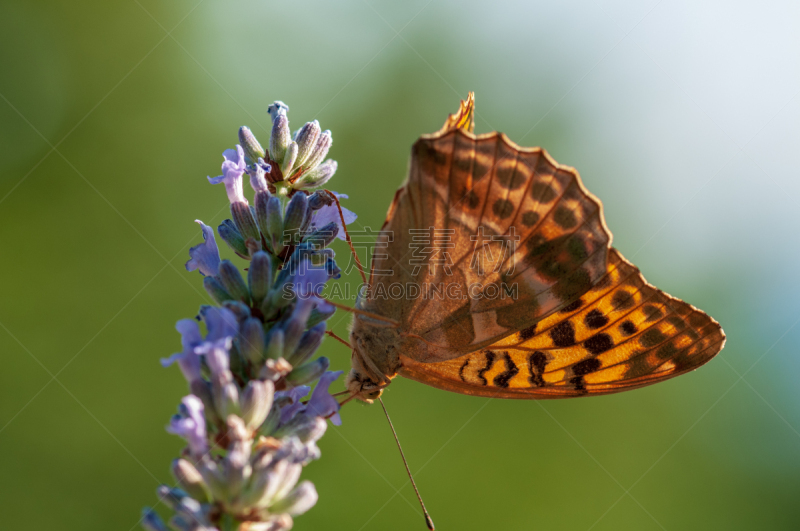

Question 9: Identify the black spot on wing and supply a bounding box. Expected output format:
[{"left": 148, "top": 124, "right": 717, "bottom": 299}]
[
  {"left": 584, "top": 309, "right": 609, "bottom": 329},
  {"left": 521, "top": 211, "right": 540, "bottom": 227},
  {"left": 640, "top": 328, "right": 667, "bottom": 348},
  {"left": 612, "top": 290, "right": 634, "bottom": 310},
  {"left": 643, "top": 304, "right": 664, "bottom": 322},
  {"left": 550, "top": 321, "right": 576, "bottom": 347},
  {"left": 573, "top": 357, "right": 602, "bottom": 376},
  {"left": 531, "top": 182, "right": 557, "bottom": 203},
  {"left": 619, "top": 320, "right": 637, "bottom": 336},
  {"left": 492, "top": 352, "right": 520, "bottom": 388},
  {"left": 496, "top": 164, "right": 525, "bottom": 190},
  {"left": 584, "top": 333, "right": 614, "bottom": 355},
  {"left": 493, "top": 198, "right": 514, "bottom": 219},
  {"left": 553, "top": 206, "right": 577, "bottom": 229},
  {"left": 519, "top": 323, "right": 537, "bottom": 340}
]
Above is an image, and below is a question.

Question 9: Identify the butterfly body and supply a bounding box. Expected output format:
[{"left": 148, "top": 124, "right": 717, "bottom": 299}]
[{"left": 345, "top": 94, "right": 725, "bottom": 402}]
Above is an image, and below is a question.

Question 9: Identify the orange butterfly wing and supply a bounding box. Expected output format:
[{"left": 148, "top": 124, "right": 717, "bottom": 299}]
[{"left": 397, "top": 248, "right": 725, "bottom": 398}]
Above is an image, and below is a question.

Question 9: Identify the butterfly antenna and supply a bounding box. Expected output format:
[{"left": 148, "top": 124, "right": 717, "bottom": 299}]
[
  {"left": 323, "top": 189, "right": 367, "bottom": 285},
  {"left": 378, "top": 396, "right": 435, "bottom": 530}
]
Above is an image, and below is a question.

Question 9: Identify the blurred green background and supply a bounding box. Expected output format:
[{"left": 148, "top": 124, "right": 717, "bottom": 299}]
[{"left": 2, "top": 0, "right": 799, "bottom": 529}]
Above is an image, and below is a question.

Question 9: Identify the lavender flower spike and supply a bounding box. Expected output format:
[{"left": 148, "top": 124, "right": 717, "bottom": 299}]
[
  {"left": 146, "top": 99, "right": 351, "bottom": 530},
  {"left": 307, "top": 371, "right": 343, "bottom": 425},
  {"left": 185, "top": 220, "right": 221, "bottom": 277},
  {"left": 208, "top": 145, "right": 247, "bottom": 204},
  {"left": 167, "top": 395, "right": 208, "bottom": 458}
]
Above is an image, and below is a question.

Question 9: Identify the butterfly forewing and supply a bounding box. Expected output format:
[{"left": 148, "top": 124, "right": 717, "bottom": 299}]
[
  {"left": 361, "top": 129, "right": 612, "bottom": 362},
  {"left": 396, "top": 248, "right": 725, "bottom": 398}
]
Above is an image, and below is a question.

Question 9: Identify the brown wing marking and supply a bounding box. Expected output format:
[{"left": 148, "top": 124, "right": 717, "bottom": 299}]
[{"left": 397, "top": 248, "right": 726, "bottom": 398}]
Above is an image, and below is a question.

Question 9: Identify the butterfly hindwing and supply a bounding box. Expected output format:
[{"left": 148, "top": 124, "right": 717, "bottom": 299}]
[{"left": 397, "top": 248, "right": 726, "bottom": 398}]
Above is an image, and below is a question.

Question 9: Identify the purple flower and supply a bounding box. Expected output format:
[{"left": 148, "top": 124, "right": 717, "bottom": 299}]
[
  {"left": 201, "top": 306, "right": 239, "bottom": 342},
  {"left": 276, "top": 386, "right": 311, "bottom": 424},
  {"left": 288, "top": 263, "right": 334, "bottom": 315},
  {"left": 246, "top": 158, "right": 271, "bottom": 193},
  {"left": 208, "top": 145, "right": 247, "bottom": 204},
  {"left": 306, "top": 371, "right": 343, "bottom": 425},
  {"left": 160, "top": 319, "right": 202, "bottom": 383},
  {"left": 162, "top": 308, "right": 239, "bottom": 384},
  {"left": 195, "top": 337, "right": 233, "bottom": 379},
  {"left": 309, "top": 192, "right": 356, "bottom": 241},
  {"left": 185, "top": 220, "right": 221, "bottom": 277},
  {"left": 167, "top": 395, "right": 208, "bottom": 458}
]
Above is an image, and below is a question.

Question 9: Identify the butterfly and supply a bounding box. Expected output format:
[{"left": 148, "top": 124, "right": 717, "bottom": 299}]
[{"left": 344, "top": 93, "right": 725, "bottom": 402}]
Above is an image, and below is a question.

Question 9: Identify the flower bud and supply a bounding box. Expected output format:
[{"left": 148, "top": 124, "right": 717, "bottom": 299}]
[
  {"left": 212, "top": 379, "right": 240, "bottom": 419},
  {"left": 282, "top": 299, "right": 314, "bottom": 357},
  {"left": 307, "top": 190, "right": 333, "bottom": 210},
  {"left": 264, "top": 195, "right": 284, "bottom": 254},
  {"left": 231, "top": 201, "right": 261, "bottom": 247},
  {"left": 264, "top": 329, "right": 284, "bottom": 360},
  {"left": 247, "top": 458, "right": 289, "bottom": 509},
  {"left": 285, "top": 323, "right": 325, "bottom": 367},
  {"left": 274, "top": 413, "right": 327, "bottom": 444},
  {"left": 171, "top": 459, "right": 209, "bottom": 502},
  {"left": 241, "top": 379, "right": 274, "bottom": 430},
  {"left": 269, "top": 113, "right": 291, "bottom": 165},
  {"left": 197, "top": 456, "right": 229, "bottom": 502},
  {"left": 189, "top": 379, "right": 221, "bottom": 425},
  {"left": 281, "top": 141, "right": 298, "bottom": 177},
  {"left": 239, "top": 126, "right": 265, "bottom": 162},
  {"left": 240, "top": 317, "right": 266, "bottom": 366},
  {"left": 294, "top": 159, "right": 336, "bottom": 189},
  {"left": 282, "top": 192, "right": 308, "bottom": 240},
  {"left": 272, "top": 463, "right": 303, "bottom": 507},
  {"left": 141, "top": 508, "right": 168, "bottom": 531},
  {"left": 294, "top": 416, "right": 327, "bottom": 443},
  {"left": 303, "top": 130, "right": 331, "bottom": 171},
  {"left": 248, "top": 251, "right": 273, "bottom": 307},
  {"left": 218, "top": 260, "right": 251, "bottom": 305},
  {"left": 270, "top": 481, "right": 318, "bottom": 516},
  {"left": 203, "top": 276, "right": 234, "bottom": 305},
  {"left": 285, "top": 357, "right": 330, "bottom": 386},
  {"left": 222, "top": 416, "right": 251, "bottom": 501},
  {"left": 260, "top": 401, "right": 282, "bottom": 436},
  {"left": 221, "top": 300, "right": 251, "bottom": 322},
  {"left": 294, "top": 121, "right": 321, "bottom": 168},
  {"left": 218, "top": 219, "right": 249, "bottom": 257}
]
